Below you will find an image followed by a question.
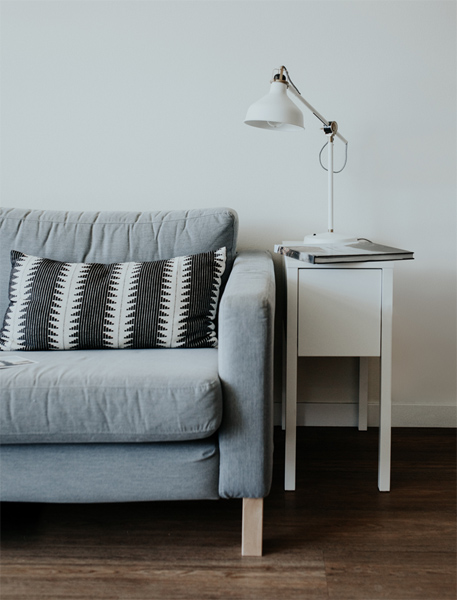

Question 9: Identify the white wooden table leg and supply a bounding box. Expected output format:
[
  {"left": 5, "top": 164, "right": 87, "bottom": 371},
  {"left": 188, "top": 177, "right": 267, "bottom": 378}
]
[
  {"left": 358, "top": 357, "right": 369, "bottom": 431},
  {"left": 285, "top": 267, "right": 298, "bottom": 491},
  {"left": 378, "top": 269, "right": 393, "bottom": 492}
]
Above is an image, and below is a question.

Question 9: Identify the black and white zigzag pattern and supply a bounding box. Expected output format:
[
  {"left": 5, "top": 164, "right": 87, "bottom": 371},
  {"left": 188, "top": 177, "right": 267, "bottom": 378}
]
[{"left": 0, "top": 249, "right": 226, "bottom": 351}]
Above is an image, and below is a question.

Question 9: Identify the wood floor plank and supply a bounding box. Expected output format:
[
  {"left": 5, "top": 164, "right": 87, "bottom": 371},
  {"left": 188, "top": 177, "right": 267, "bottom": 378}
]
[
  {"left": 0, "top": 547, "right": 326, "bottom": 569},
  {"left": 0, "top": 571, "right": 329, "bottom": 600},
  {"left": 1, "top": 557, "right": 329, "bottom": 600}
]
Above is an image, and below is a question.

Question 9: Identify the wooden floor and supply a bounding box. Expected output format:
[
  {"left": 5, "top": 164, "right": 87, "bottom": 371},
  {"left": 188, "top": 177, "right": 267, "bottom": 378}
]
[{"left": 1, "top": 427, "right": 456, "bottom": 600}]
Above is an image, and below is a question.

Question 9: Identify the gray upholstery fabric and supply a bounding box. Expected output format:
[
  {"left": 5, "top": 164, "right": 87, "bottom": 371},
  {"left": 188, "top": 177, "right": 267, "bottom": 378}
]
[
  {"left": 0, "top": 207, "right": 238, "bottom": 320},
  {"left": 1, "top": 348, "right": 221, "bottom": 443},
  {"left": 0, "top": 439, "right": 219, "bottom": 502},
  {"left": 0, "top": 207, "right": 276, "bottom": 504},
  {"left": 218, "top": 251, "right": 276, "bottom": 499}
]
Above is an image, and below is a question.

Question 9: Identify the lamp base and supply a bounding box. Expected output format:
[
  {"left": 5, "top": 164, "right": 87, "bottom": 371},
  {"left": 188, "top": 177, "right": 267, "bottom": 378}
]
[{"left": 303, "top": 232, "right": 358, "bottom": 245}]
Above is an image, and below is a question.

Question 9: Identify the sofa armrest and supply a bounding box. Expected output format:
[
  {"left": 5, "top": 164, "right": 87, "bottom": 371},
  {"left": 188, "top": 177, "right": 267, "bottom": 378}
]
[{"left": 217, "top": 250, "right": 276, "bottom": 499}]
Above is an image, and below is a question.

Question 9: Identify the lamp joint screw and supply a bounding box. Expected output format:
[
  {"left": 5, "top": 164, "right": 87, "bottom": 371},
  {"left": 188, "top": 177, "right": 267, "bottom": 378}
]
[{"left": 322, "top": 121, "right": 338, "bottom": 136}]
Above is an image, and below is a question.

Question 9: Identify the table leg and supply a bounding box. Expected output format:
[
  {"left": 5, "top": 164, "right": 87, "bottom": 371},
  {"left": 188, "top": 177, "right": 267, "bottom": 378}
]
[
  {"left": 358, "top": 357, "right": 369, "bottom": 431},
  {"left": 285, "top": 267, "right": 298, "bottom": 491},
  {"left": 378, "top": 269, "right": 393, "bottom": 492}
]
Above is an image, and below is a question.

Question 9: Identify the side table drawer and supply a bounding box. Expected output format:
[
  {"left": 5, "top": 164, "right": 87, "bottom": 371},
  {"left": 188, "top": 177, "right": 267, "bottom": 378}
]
[{"left": 298, "top": 269, "right": 382, "bottom": 357}]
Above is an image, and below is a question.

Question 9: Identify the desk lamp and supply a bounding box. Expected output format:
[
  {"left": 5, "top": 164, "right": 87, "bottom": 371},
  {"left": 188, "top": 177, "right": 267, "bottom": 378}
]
[{"left": 245, "top": 66, "right": 355, "bottom": 244}]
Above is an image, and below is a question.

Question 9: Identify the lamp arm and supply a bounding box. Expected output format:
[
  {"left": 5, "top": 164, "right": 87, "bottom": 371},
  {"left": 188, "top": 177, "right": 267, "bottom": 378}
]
[{"left": 288, "top": 85, "right": 348, "bottom": 145}]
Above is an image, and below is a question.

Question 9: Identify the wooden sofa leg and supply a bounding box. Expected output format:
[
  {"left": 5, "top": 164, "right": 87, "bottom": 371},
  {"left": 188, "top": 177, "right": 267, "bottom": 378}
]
[{"left": 241, "top": 498, "right": 263, "bottom": 556}]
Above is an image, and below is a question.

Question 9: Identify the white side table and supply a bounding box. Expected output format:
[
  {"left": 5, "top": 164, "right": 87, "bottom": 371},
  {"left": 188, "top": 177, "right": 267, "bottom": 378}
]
[{"left": 282, "top": 242, "right": 394, "bottom": 492}]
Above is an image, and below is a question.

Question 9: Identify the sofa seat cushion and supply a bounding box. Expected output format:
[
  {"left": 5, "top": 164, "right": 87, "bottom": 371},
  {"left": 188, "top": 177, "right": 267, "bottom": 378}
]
[{"left": 0, "top": 348, "right": 222, "bottom": 444}]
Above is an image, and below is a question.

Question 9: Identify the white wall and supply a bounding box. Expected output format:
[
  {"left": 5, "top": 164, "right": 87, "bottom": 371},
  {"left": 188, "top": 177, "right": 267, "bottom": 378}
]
[{"left": 1, "top": 1, "right": 456, "bottom": 425}]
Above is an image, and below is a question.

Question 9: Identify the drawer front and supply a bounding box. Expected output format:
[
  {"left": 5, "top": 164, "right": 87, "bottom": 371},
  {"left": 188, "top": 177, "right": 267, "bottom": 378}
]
[{"left": 298, "top": 269, "right": 382, "bottom": 357}]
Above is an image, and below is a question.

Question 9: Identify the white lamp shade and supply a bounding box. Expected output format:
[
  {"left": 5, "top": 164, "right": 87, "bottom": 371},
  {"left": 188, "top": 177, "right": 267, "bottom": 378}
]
[{"left": 244, "top": 81, "right": 304, "bottom": 131}]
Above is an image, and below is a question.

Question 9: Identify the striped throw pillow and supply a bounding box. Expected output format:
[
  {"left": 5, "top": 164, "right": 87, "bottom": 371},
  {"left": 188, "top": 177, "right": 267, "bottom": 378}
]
[{"left": 0, "top": 248, "right": 226, "bottom": 351}]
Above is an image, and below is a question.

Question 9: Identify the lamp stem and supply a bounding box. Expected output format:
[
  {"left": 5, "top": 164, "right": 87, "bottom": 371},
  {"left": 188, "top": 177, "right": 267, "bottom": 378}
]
[{"left": 328, "top": 136, "right": 334, "bottom": 233}]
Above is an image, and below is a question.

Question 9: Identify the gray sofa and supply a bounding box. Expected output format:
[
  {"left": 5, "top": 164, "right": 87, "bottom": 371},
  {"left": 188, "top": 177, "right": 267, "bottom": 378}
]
[{"left": 0, "top": 206, "right": 275, "bottom": 556}]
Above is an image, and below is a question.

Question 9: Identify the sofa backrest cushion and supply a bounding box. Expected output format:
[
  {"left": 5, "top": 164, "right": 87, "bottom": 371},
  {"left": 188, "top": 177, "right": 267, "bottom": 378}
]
[{"left": 0, "top": 207, "right": 238, "bottom": 323}]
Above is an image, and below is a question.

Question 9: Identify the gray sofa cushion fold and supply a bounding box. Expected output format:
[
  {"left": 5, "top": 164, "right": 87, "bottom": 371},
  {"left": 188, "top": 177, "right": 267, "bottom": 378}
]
[{"left": 0, "top": 348, "right": 222, "bottom": 444}]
